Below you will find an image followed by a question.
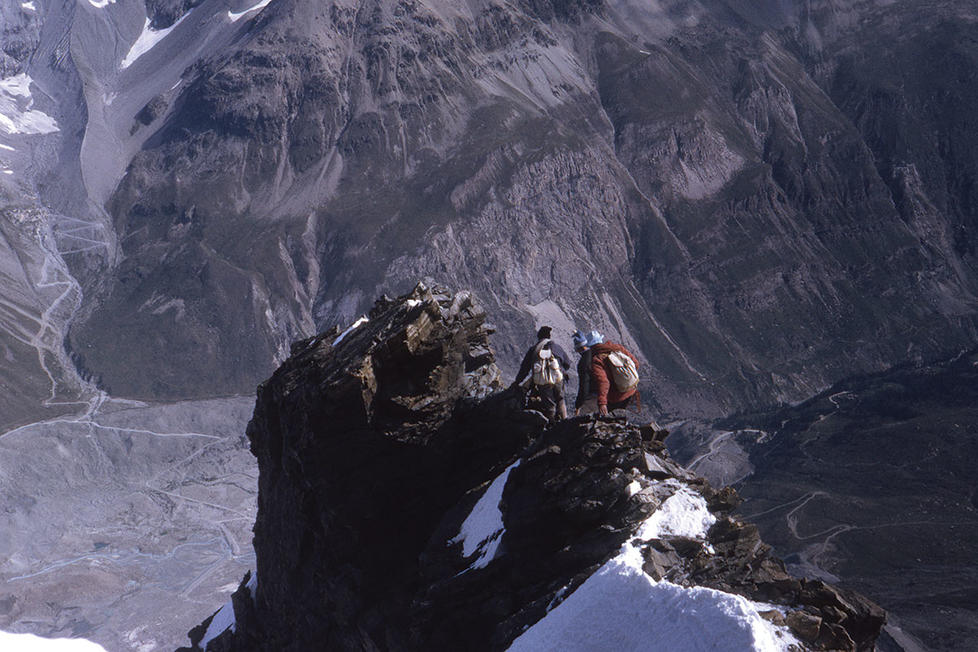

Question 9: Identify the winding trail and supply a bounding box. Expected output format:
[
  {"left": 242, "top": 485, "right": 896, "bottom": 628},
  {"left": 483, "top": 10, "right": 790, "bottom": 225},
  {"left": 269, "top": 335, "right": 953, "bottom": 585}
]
[{"left": 687, "top": 430, "right": 734, "bottom": 471}]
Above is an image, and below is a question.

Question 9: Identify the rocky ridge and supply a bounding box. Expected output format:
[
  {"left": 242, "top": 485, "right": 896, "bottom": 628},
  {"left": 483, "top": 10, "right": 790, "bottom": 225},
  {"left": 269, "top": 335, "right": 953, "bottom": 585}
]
[{"left": 181, "top": 284, "right": 884, "bottom": 651}]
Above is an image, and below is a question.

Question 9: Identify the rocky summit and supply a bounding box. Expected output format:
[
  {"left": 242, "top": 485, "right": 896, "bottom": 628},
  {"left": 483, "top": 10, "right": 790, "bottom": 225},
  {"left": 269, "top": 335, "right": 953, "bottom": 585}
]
[{"left": 180, "top": 284, "right": 884, "bottom": 651}]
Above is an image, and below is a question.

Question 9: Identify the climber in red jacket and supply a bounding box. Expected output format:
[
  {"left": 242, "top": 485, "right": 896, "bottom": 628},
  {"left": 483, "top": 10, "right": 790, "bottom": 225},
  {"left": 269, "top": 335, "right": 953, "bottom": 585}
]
[
  {"left": 590, "top": 341, "right": 640, "bottom": 415},
  {"left": 573, "top": 330, "right": 640, "bottom": 416}
]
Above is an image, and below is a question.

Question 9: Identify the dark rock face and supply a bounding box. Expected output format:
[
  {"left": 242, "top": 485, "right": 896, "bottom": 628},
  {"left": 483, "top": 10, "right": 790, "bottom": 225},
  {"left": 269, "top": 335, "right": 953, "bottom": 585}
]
[
  {"left": 0, "top": 0, "right": 40, "bottom": 77},
  {"left": 145, "top": 0, "right": 204, "bottom": 29},
  {"left": 182, "top": 285, "right": 883, "bottom": 651}
]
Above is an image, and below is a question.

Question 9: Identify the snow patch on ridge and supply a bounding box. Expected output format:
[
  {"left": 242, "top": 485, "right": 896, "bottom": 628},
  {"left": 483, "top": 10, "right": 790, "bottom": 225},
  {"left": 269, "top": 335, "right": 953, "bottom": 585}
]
[
  {"left": 451, "top": 460, "right": 520, "bottom": 570},
  {"left": 507, "top": 541, "right": 799, "bottom": 652},
  {"left": 228, "top": 0, "right": 274, "bottom": 21},
  {"left": 635, "top": 482, "right": 716, "bottom": 541},
  {"left": 507, "top": 481, "right": 796, "bottom": 651},
  {"left": 121, "top": 14, "right": 190, "bottom": 68},
  {"left": 199, "top": 572, "right": 258, "bottom": 650},
  {"left": 332, "top": 316, "right": 369, "bottom": 346}
]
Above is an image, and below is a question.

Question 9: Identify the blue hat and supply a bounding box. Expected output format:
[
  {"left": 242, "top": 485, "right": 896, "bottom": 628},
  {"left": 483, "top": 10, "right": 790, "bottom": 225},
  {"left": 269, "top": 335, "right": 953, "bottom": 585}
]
[
  {"left": 573, "top": 329, "right": 604, "bottom": 349},
  {"left": 571, "top": 330, "right": 588, "bottom": 349},
  {"left": 571, "top": 331, "right": 587, "bottom": 349}
]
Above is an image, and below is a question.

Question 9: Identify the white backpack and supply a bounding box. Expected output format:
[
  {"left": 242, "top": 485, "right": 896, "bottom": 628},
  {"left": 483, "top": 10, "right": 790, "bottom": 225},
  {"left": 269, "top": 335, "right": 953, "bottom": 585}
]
[
  {"left": 606, "top": 350, "right": 639, "bottom": 391},
  {"left": 531, "top": 340, "right": 564, "bottom": 386}
]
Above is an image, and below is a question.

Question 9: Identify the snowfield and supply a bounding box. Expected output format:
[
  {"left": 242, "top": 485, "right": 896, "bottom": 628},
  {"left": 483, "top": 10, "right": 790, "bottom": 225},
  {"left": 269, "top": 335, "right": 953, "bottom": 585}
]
[
  {"left": 0, "top": 631, "right": 107, "bottom": 651},
  {"left": 507, "top": 542, "right": 799, "bottom": 652},
  {"left": 121, "top": 15, "right": 191, "bottom": 69},
  {"left": 0, "top": 74, "right": 59, "bottom": 135}
]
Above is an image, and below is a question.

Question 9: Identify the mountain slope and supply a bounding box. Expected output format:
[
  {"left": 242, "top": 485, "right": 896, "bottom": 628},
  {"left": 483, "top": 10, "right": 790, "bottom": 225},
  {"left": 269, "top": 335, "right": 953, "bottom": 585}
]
[{"left": 20, "top": 0, "right": 972, "bottom": 420}]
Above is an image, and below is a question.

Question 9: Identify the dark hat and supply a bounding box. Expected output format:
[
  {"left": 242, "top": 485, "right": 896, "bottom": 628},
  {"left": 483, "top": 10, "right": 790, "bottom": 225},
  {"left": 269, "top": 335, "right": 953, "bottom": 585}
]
[{"left": 537, "top": 325, "right": 552, "bottom": 340}]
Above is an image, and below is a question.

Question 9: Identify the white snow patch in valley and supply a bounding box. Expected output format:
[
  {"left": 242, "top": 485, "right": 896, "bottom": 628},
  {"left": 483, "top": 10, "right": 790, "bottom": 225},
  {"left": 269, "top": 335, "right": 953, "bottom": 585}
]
[
  {"left": 87, "top": 0, "right": 116, "bottom": 7},
  {"left": 121, "top": 14, "right": 189, "bottom": 68},
  {"left": 332, "top": 315, "right": 369, "bottom": 346},
  {"left": 21, "top": 1, "right": 36, "bottom": 10},
  {"left": 228, "top": 0, "right": 273, "bottom": 21},
  {"left": 0, "top": 74, "right": 59, "bottom": 135},
  {"left": 506, "top": 542, "right": 799, "bottom": 652},
  {"left": 635, "top": 482, "right": 716, "bottom": 541},
  {"left": 0, "top": 75, "right": 32, "bottom": 97},
  {"left": 0, "top": 143, "right": 15, "bottom": 151},
  {"left": 151, "top": 298, "right": 186, "bottom": 320},
  {"left": 450, "top": 460, "right": 520, "bottom": 570},
  {"left": 0, "top": 630, "right": 108, "bottom": 651}
]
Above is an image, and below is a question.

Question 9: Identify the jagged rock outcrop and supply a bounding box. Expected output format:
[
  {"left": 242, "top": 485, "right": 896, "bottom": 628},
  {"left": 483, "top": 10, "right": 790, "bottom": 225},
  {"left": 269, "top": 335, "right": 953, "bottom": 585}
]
[{"left": 181, "top": 285, "right": 884, "bottom": 651}]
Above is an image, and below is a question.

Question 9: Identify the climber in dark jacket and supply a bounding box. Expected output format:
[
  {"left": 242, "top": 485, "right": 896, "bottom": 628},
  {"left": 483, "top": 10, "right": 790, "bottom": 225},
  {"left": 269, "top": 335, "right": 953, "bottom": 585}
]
[
  {"left": 510, "top": 326, "right": 571, "bottom": 420},
  {"left": 572, "top": 329, "right": 599, "bottom": 415}
]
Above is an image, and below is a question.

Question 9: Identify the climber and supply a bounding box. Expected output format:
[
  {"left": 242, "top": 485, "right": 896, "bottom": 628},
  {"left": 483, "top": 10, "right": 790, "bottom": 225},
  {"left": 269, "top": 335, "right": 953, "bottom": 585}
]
[
  {"left": 572, "top": 329, "right": 602, "bottom": 415},
  {"left": 510, "top": 326, "right": 571, "bottom": 421},
  {"left": 572, "top": 329, "right": 640, "bottom": 416}
]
